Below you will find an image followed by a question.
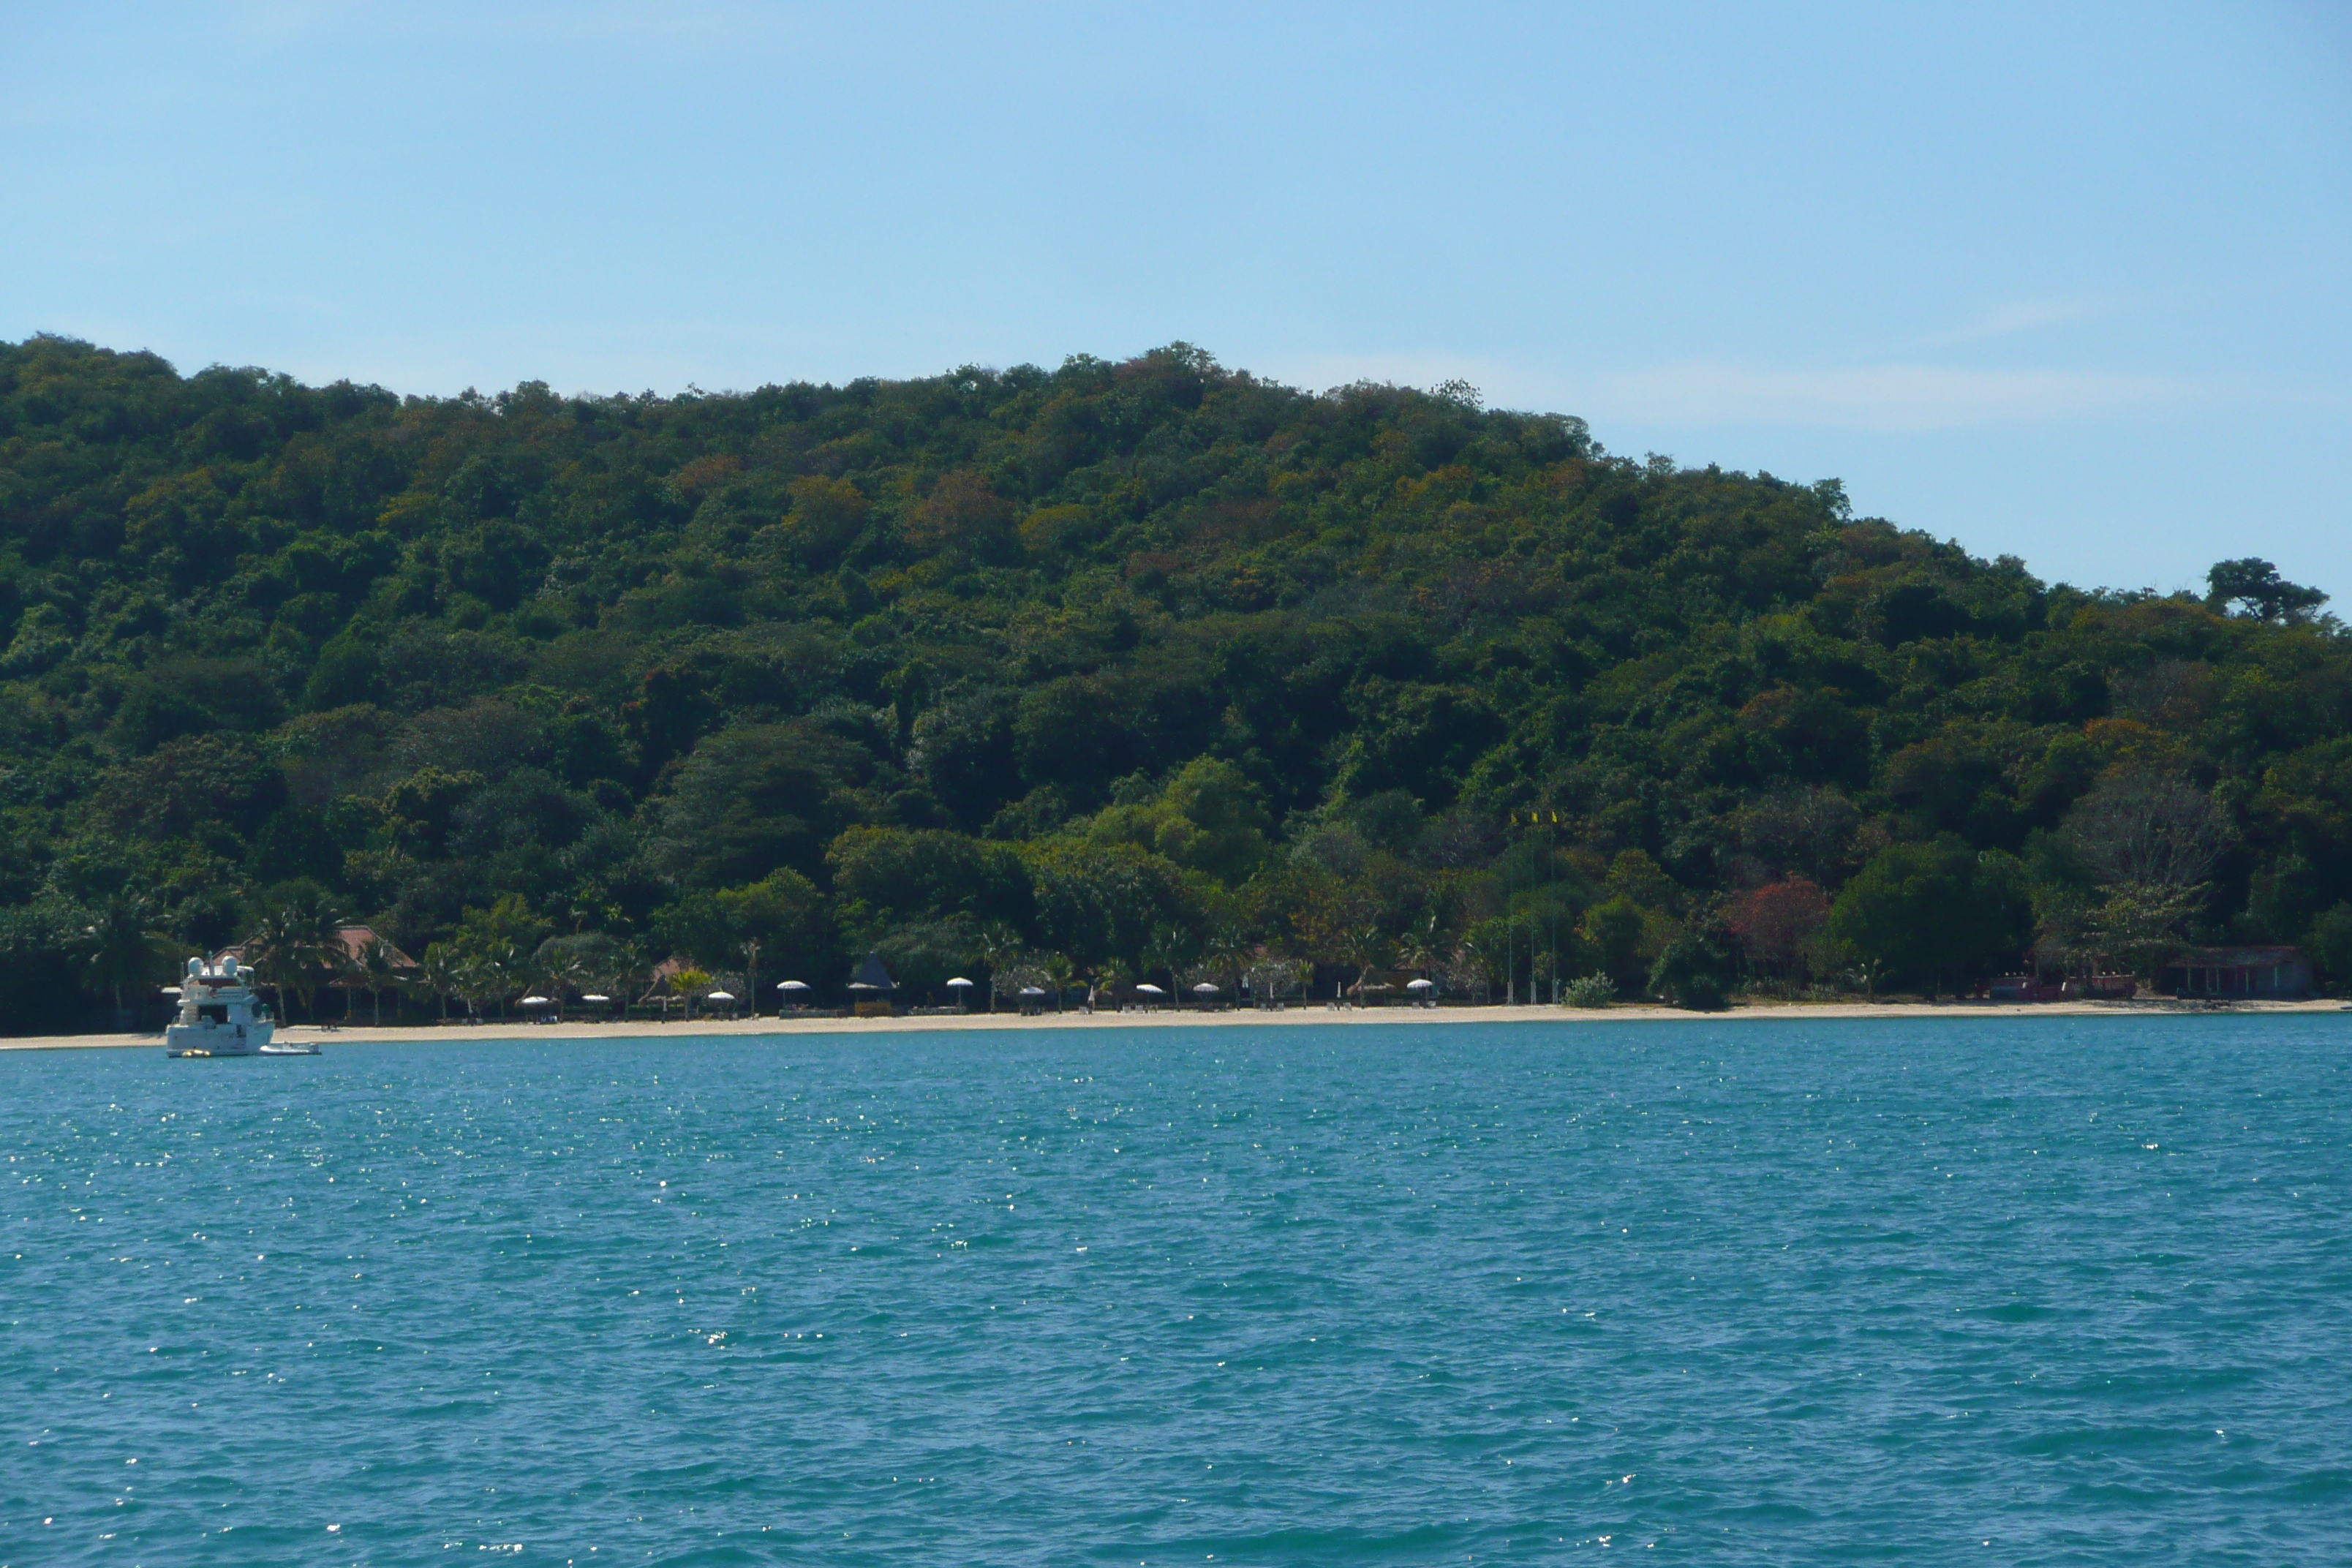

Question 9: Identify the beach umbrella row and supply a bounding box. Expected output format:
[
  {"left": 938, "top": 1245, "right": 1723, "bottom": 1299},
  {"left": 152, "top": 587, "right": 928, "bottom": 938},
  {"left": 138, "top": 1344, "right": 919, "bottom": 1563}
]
[{"left": 446, "top": 972, "right": 1430, "bottom": 1016}]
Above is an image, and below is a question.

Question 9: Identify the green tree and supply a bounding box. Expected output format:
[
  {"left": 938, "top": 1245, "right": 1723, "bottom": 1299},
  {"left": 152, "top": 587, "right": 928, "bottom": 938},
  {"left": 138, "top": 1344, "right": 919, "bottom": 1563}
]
[
  {"left": 2205, "top": 558, "right": 2329, "bottom": 622},
  {"left": 419, "top": 941, "right": 464, "bottom": 1020},
  {"left": 1082, "top": 758, "right": 1273, "bottom": 885},
  {"left": 1039, "top": 951, "right": 1078, "bottom": 1011},
  {"left": 72, "top": 895, "right": 174, "bottom": 1021},
  {"left": 244, "top": 892, "right": 345, "bottom": 1022},
  {"left": 1826, "top": 839, "right": 2034, "bottom": 996},
  {"left": 1021, "top": 841, "right": 1197, "bottom": 974},
  {"left": 1648, "top": 928, "right": 1733, "bottom": 1011},
  {"left": 655, "top": 722, "right": 885, "bottom": 886},
  {"left": 977, "top": 922, "right": 1025, "bottom": 1014},
  {"left": 1575, "top": 897, "right": 1651, "bottom": 996},
  {"left": 350, "top": 936, "right": 406, "bottom": 1026},
  {"left": 2310, "top": 903, "right": 2352, "bottom": 995},
  {"left": 828, "top": 827, "right": 1031, "bottom": 936}
]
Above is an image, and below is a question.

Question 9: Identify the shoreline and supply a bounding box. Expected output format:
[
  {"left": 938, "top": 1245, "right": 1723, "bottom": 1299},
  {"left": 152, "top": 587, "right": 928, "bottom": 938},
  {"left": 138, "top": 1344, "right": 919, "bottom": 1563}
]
[{"left": 3, "top": 996, "right": 2341, "bottom": 1052}]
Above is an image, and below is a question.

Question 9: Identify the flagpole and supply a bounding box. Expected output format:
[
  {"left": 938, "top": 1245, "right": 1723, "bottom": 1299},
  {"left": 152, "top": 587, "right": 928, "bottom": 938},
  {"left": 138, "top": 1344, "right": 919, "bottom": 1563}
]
[{"left": 1504, "top": 811, "right": 1515, "bottom": 1007}]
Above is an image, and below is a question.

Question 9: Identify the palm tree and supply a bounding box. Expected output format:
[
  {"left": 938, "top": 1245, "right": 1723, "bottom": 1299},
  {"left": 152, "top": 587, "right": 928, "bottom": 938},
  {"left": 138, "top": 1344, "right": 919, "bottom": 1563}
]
[
  {"left": 241, "top": 905, "right": 299, "bottom": 1019},
  {"left": 453, "top": 944, "right": 510, "bottom": 1022},
  {"left": 1243, "top": 954, "right": 1310, "bottom": 1008},
  {"left": 1398, "top": 911, "right": 1445, "bottom": 984},
  {"left": 1196, "top": 927, "right": 1253, "bottom": 1004},
  {"left": 1338, "top": 923, "right": 1395, "bottom": 1006},
  {"left": 73, "top": 894, "right": 173, "bottom": 1023},
  {"left": 481, "top": 941, "right": 523, "bottom": 1021},
  {"left": 245, "top": 894, "right": 343, "bottom": 1022},
  {"left": 532, "top": 943, "right": 588, "bottom": 1022},
  {"left": 668, "top": 966, "right": 711, "bottom": 1022},
  {"left": 419, "top": 942, "right": 463, "bottom": 1021},
  {"left": 351, "top": 937, "right": 406, "bottom": 1027},
  {"left": 977, "top": 923, "right": 1024, "bottom": 1014},
  {"left": 1141, "top": 926, "right": 1196, "bottom": 997},
  {"left": 608, "top": 940, "right": 652, "bottom": 1022},
  {"left": 1040, "top": 951, "right": 1077, "bottom": 1013}
]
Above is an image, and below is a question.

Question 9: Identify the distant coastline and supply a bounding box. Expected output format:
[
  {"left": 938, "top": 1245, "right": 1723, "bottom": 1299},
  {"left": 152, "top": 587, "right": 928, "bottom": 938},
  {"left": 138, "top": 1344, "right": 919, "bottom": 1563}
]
[{"left": 5, "top": 997, "right": 2339, "bottom": 1052}]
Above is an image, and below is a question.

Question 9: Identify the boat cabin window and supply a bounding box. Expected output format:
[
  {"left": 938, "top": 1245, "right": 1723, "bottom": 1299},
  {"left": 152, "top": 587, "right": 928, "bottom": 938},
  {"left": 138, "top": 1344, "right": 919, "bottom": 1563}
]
[{"left": 199, "top": 1004, "right": 228, "bottom": 1024}]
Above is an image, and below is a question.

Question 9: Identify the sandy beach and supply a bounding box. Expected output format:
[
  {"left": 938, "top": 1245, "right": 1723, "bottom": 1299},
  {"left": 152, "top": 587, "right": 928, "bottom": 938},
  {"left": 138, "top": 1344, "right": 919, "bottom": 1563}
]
[{"left": 4, "top": 996, "right": 2340, "bottom": 1052}]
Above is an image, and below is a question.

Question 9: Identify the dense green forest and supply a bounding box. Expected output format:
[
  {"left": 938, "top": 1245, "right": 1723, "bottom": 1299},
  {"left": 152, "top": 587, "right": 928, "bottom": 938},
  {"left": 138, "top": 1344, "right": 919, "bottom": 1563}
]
[{"left": 4, "top": 333, "right": 2347, "bottom": 1030}]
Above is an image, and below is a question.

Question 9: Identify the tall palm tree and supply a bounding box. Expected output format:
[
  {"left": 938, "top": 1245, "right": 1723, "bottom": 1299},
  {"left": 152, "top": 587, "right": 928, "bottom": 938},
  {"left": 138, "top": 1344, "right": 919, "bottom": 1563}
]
[
  {"left": 289, "top": 893, "right": 347, "bottom": 1023},
  {"left": 352, "top": 937, "right": 406, "bottom": 1026},
  {"left": 977, "top": 923, "right": 1024, "bottom": 1015},
  {"left": 453, "top": 946, "right": 509, "bottom": 1022},
  {"left": 241, "top": 905, "right": 298, "bottom": 1017},
  {"left": 1141, "top": 926, "right": 1196, "bottom": 996},
  {"left": 1040, "top": 951, "right": 1077, "bottom": 1013},
  {"left": 1398, "top": 911, "right": 1445, "bottom": 984},
  {"left": 244, "top": 894, "right": 344, "bottom": 1022},
  {"left": 532, "top": 943, "right": 587, "bottom": 1023},
  {"left": 1338, "top": 923, "right": 1394, "bottom": 1006},
  {"left": 419, "top": 942, "right": 462, "bottom": 1021},
  {"left": 608, "top": 940, "right": 652, "bottom": 1021},
  {"left": 1197, "top": 927, "right": 1253, "bottom": 1003},
  {"left": 481, "top": 941, "right": 522, "bottom": 1021},
  {"left": 74, "top": 894, "right": 173, "bottom": 1023}
]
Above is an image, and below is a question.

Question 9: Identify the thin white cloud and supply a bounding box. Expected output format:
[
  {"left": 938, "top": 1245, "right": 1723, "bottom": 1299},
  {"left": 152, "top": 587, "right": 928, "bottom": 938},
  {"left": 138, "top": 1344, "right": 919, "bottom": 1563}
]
[{"left": 1907, "top": 295, "right": 2125, "bottom": 350}]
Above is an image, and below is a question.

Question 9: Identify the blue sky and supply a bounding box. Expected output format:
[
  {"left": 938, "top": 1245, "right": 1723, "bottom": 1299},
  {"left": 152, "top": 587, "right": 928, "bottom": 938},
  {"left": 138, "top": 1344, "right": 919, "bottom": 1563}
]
[{"left": 4, "top": 1, "right": 2346, "bottom": 600}]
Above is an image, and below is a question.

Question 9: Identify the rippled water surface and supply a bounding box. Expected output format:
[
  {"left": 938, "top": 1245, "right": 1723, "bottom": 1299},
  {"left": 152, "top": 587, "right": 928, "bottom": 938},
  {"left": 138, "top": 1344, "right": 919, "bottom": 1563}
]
[{"left": 4, "top": 1015, "right": 2349, "bottom": 1564}]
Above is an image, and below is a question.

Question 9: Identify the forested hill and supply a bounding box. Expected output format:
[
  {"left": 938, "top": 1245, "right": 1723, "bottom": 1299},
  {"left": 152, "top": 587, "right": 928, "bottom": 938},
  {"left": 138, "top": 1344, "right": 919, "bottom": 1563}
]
[{"left": 3, "top": 333, "right": 2347, "bottom": 1030}]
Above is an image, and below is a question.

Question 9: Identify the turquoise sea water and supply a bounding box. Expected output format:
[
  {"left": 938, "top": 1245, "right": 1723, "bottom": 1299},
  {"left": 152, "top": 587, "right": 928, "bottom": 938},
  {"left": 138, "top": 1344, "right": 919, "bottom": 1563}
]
[{"left": 2, "top": 1016, "right": 2348, "bottom": 1565}]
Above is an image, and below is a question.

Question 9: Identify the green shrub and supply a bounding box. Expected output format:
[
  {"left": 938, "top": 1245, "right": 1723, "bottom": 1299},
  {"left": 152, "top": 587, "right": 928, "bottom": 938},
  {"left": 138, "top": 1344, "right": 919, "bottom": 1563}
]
[
  {"left": 1562, "top": 973, "right": 1615, "bottom": 1008},
  {"left": 1670, "top": 974, "right": 1730, "bottom": 1011}
]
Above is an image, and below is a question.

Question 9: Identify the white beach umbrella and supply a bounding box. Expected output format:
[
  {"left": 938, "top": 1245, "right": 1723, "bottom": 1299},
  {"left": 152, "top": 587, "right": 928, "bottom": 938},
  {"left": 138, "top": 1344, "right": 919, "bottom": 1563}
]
[
  {"left": 706, "top": 990, "right": 736, "bottom": 1003},
  {"left": 1191, "top": 981, "right": 1219, "bottom": 994},
  {"left": 1134, "top": 982, "right": 1165, "bottom": 995},
  {"left": 581, "top": 993, "right": 611, "bottom": 1003},
  {"left": 946, "top": 977, "right": 974, "bottom": 988},
  {"left": 1019, "top": 986, "right": 1047, "bottom": 996},
  {"left": 1406, "top": 978, "right": 1436, "bottom": 990},
  {"left": 779, "top": 980, "right": 810, "bottom": 992},
  {"left": 521, "top": 995, "right": 551, "bottom": 1006}
]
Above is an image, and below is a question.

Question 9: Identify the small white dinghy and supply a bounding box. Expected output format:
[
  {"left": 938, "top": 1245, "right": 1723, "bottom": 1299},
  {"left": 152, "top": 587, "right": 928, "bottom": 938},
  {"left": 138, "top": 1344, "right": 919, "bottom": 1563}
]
[{"left": 165, "top": 954, "right": 317, "bottom": 1058}]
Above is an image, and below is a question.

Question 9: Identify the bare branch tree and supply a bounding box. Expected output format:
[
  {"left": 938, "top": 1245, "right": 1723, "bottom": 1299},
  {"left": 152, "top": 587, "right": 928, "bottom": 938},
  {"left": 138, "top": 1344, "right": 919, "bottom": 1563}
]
[{"left": 2062, "top": 771, "right": 2231, "bottom": 889}]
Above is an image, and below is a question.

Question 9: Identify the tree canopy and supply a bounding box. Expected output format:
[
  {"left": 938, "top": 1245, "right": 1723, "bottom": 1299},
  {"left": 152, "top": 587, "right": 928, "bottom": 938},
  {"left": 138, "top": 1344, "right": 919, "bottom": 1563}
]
[{"left": 2, "top": 332, "right": 2348, "bottom": 1026}]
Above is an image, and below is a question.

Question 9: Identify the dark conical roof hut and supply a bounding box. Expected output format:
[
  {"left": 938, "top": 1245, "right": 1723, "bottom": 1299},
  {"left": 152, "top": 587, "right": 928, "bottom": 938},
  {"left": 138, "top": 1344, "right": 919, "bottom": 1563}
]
[{"left": 849, "top": 951, "right": 896, "bottom": 992}]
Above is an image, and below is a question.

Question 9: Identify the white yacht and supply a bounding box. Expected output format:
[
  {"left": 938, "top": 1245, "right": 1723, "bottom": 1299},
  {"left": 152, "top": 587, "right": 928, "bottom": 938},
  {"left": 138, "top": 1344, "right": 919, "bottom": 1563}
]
[{"left": 165, "top": 954, "right": 314, "bottom": 1058}]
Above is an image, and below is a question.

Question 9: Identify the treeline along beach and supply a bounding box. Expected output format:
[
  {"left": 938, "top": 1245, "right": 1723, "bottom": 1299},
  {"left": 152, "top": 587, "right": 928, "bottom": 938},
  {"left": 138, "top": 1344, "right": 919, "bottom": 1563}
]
[{"left": 1, "top": 335, "right": 2346, "bottom": 1029}]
